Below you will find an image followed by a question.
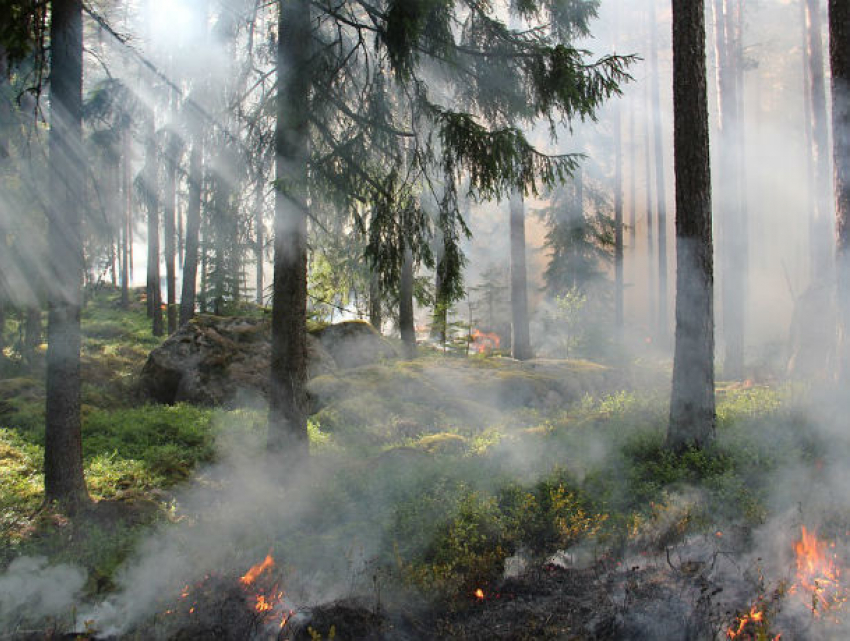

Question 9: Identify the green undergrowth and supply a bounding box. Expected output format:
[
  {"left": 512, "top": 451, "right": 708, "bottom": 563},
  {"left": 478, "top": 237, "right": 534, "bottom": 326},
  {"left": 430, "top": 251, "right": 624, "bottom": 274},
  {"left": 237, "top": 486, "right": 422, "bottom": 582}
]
[{"left": 0, "top": 290, "right": 825, "bottom": 611}]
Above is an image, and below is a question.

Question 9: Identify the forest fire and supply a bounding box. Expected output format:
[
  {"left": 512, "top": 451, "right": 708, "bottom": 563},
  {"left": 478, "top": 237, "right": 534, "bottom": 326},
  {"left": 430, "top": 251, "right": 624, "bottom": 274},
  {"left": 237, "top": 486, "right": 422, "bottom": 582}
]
[
  {"left": 725, "top": 603, "right": 774, "bottom": 639},
  {"left": 791, "top": 526, "right": 846, "bottom": 616},
  {"left": 157, "top": 552, "right": 290, "bottom": 637},
  {"left": 470, "top": 329, "right": 500, "bottom": 354}
]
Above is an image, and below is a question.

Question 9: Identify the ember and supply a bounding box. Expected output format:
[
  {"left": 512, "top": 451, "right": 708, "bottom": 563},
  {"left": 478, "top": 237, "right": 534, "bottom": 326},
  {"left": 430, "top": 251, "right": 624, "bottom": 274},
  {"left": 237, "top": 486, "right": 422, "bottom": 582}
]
[
  {"left": 726, "top": 603, "right": 775, "bottom": 640},
  {"left": 474, "top": 588, "right": 485, "bottom": 600}
]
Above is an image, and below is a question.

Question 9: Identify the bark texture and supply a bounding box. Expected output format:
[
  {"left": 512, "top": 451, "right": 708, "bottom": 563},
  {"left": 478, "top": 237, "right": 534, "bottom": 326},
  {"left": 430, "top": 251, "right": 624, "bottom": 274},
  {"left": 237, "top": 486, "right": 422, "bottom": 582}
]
[
  {"left": 268, "top": 0, "right": 311, "bottom": 462},
  {"left": 45, "top": 0, "right": 89, "bottom": 508},
  {"left": 668, "top": 0, "right": 716, "bottom": 451},
  {"left": 831, "top": 0, "right": 850, "bottom": 383}
]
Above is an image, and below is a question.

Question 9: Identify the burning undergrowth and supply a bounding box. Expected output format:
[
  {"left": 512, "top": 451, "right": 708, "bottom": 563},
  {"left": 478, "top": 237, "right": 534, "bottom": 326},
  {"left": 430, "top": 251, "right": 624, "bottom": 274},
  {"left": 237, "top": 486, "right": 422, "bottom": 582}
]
[{"left": 6, "top": 383, "right": 850, "bottom": 639}]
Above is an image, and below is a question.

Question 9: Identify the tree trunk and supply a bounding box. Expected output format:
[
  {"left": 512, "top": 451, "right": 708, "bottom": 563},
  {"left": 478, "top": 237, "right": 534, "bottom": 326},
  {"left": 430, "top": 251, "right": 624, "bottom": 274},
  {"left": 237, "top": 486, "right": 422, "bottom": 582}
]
[
  {"left": 629, "top": 100, "right": 637, "bottom": 253},
  {"left": 164, "top": 129, "right": 178, "bottom": 335},
  {"left": 120, "top": 131, "right": 130, "bottom": 309},
  {"left": 509, "top": 192, "right": 532, "bottom": 360},
  {"left": 180, "top": 137, "right": 203, "bottom": 326},
  {"left": 614, "top": 100, "right": 624, "bottom": 330},
  {"left": 268, "top": 0, "right": 311, "bottom": 462},
  {"left": 369, "top": 268, "right": 382, "bottom": 332},
  {"left": 644, "top": 80, "right": 657, "bottom": 331},
  {"left": 399, "top": 246, "right": 416, "bottom": 359},
  {"left": 430, "top": 242, "right": 446, "bottom": 344},
  {"left": 831, "top": 0, "right": 850, "bottom": 382},
  {"left": 668, "top": 0, "right": 716, "bottom": 451},
  {"left": 254, "top": 175, "right": 265, "bottom": 305},
  {"left": 713, "top": 0, "right": 746, "bottom": 380},
  {"left": 649, "top": 0, "right": 669, "bottom": 343},
  {"left": 806, "top": 0, "right": 833, "bottom": 280},
  {"left": 144, "top": 119, "right": 163, "bottom": 337},
  {"left": 44, "top": 0, "right": 89, "bottom": 508}
]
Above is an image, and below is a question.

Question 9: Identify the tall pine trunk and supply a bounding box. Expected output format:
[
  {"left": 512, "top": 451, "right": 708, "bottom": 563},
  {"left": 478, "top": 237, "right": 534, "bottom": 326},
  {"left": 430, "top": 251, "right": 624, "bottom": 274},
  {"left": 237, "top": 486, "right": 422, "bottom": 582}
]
[
  {"left": 254, "top": 175, "right": 265, "bottom": 305},
  {"left": 120, "top": 130, "right": 130, "bottom": 309},
  {"left": 614, "top": 100, "right": 624, "bottom": 330},
  {"left": 45, "top": 0, "right": 89, "bottom": 508},
  {"left": 806, "top": 0, "right": 833, "bottom": 280},
  {"left": 268, "top": 0, "right": 311, "bottom": 461},
  {"left": 399, "top": 246, "right": 416, "bottom": 359},
  {"left": 713, "top": 0, "right": 746, "bottom": 379},
  {"left": 163, "top": 127, "right": 178, "bottom": 335},
  {"left": 180, "top": 136, "right": 203, "bottom": 326},
  {"left": 144, "top": 118, "right": 163, "bottom": 337},
  {"left": 649, "top": 0, "right": 669, "bottom": 342},
  {"left": 668, "top": 0, "right": 716, "bottom": 451},
  {"left": 644, "top": 81, "right": 657, "bottom": 331},
  {"left": 831, "top": 0, "right": 850, "bottom": 383},
  {"left": 509, "top": 192, "right": 532, "bottom": 360}
]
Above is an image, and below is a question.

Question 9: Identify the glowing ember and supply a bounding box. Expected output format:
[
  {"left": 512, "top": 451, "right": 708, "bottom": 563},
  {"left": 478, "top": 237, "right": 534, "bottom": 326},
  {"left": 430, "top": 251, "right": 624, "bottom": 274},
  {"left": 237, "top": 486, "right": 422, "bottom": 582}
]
[
  {"left": 791, "top": 526, "right": 846, "bottom": 616},
  {"left": 726, "top": 604, "right": 765, "bottom": 639},
  {"left": 240, "top": 553, "right": 275, "bottom": 586},
  {"left": 474, "top": 588, "right": 485, "bottom": 600},
  {"left": 470, "top": 329, "right": 500, "bottom": 354}
]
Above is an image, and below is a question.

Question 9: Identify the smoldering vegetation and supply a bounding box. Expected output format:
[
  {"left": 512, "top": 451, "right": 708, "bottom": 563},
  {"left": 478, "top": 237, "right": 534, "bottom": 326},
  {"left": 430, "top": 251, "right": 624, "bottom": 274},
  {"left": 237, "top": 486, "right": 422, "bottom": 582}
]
[{"left": 2, "top": 0, "right": 849, "bottom": 638}]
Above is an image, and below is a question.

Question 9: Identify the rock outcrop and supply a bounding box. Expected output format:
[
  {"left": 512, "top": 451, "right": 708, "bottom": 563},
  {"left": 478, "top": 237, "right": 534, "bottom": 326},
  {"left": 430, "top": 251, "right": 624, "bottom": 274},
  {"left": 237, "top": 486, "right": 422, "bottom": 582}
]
[{"left": 139, "top": 316, "right": 395, "bottom": 406}]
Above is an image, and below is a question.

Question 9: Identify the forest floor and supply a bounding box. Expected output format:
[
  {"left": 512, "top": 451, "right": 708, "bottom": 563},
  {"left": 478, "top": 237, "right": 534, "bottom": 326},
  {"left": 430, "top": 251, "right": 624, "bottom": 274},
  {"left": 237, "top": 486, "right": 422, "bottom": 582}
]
[{"left": 1, "top": 288, "right": 849, "bottom": 640}]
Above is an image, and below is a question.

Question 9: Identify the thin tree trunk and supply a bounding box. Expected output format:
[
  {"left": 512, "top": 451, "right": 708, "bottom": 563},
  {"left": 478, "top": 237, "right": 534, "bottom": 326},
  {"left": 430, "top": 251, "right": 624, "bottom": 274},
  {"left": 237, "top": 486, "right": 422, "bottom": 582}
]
[
  {"left": 713, "top": 0, "right": 746, "bottom": 379},
  {"left": 644, "top": 81, "right": 657, "bottom": 331},
  {"left": 510, "top": 192, "right": 532, "bottom": 360},
  {"left": 268, "top": 0, "right": 311, "bottom": 461},
  {"left": 668, "top": 0, "right": 716, "bottom": 451},
  {"left": 164, "top": 130, "right": 178, "bottom": 335},
  {"left": 369, "top": 268, "right": 382, "bottom": 332},
  {"left": 399, "top": 246, "right": 416, "bottom": 359},
  {"left": 806, "top": 0, "right": 833, "bottom": 280},
  {"left": 629, "top": 101, "right": 637, "bottom": 253},
  {"left": 180, "top": 137, "right": 203, "bottom": 326},
  {"left": 649, "top": 0, "right": 669, "bottom": 342},
  {"left": 254, "top": 174, "right": 265, "bottom": 305},
  {"left": 45, "top": 0, "right": 89, "bottom": 508},
  {"left": 121, "top": 131, "right": 130, "bottom": 309},
  {"left": 831, "top": 0, "right": 850, "bottom": 382},
  {"left": 801, "top": 0, "right": 816, "bottom": 279},
  {"left": 614, "top": 100, "right": 624, "bottom": 330},
  {"left": 144, "top": 118, "right": 163, "bottom": 336}
]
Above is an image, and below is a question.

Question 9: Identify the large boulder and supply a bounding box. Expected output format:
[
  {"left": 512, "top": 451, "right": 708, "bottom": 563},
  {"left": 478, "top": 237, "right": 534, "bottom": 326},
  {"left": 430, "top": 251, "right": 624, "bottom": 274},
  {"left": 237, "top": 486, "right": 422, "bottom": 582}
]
[
  {"left": 311, "top": 320, "right": 398, "bottom": 369},
  {"left": 139, "top": 315, "right": 340, "bottom": 406}
]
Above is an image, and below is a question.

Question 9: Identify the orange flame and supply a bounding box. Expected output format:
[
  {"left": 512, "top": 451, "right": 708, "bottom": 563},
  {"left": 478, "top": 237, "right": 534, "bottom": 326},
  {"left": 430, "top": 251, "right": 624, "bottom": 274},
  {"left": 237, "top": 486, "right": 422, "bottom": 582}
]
[
  {"left": 791, "top": 526, "right": 844, "bottom": 616},
  {"left": 726, "top": 604, "right": 765, "bottom": 639},
  {"left": 240, "top": 553, "right": 275, "bottom": 586},
  {"left": 470, "top": 329, "right": 500, "bottom": 354},
  {"left": 474, "top": 588, "right": 485, "bottom": 600}
]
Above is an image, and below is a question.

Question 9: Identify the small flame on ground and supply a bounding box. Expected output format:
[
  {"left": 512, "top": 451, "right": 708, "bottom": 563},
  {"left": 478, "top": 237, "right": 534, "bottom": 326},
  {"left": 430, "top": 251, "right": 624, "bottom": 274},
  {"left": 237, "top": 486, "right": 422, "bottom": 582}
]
[
  {"left": 791, "top": 525, "right": 845, "bottom": 616},
  {"left": 470, "top": 329, "right": 500, "bottom": 354},
  {"left": 726, "top": 604, "right": 778, "bottom": 640},
  {"left": 240, "top": 553, "right": 275, "bottom": 586},
  {"left": 474, "top": 588, "right": 485, "bottom": 600}
]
